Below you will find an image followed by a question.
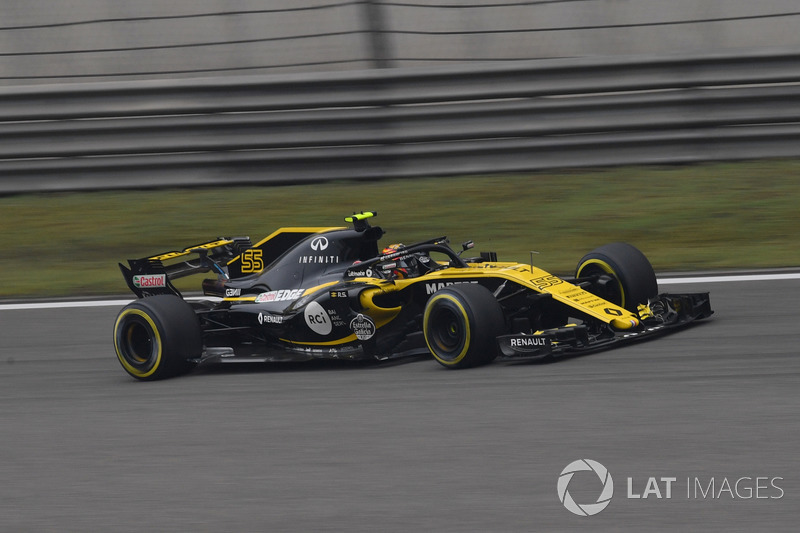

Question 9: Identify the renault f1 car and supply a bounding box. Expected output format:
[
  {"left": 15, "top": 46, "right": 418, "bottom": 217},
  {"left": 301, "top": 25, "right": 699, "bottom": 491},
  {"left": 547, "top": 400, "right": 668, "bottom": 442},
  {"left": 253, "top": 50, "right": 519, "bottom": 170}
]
[{"left": 113, "top": 212, "right": 712, "bottom": 380}]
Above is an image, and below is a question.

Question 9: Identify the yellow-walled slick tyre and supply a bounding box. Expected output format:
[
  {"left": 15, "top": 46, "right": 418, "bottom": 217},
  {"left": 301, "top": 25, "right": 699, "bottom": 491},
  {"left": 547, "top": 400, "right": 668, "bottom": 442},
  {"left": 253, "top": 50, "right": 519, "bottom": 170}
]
[
  {"left": 575, "top": 242, "right": 658, "bottom": 312},
  {"left": 113, "top": 295, "right": 202, "bottom": 381},
  {"left": 423, "top": 284, "right": 505, "bottom": 369}
]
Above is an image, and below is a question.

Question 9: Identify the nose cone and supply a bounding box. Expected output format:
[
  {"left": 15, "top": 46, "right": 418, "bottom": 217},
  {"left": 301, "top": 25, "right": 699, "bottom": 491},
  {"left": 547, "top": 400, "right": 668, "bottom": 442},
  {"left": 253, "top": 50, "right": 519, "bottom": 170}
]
[{"left": 611, "top": 317, "right": 639, "bottom": 330}]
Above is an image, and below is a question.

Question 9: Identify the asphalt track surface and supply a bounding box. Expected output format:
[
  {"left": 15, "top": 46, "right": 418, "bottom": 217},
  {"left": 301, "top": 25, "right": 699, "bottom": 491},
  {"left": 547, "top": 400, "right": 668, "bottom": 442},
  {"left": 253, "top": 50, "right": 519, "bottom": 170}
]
[{"left": 1, "top": 277, "right": 799, "bottom": 532}]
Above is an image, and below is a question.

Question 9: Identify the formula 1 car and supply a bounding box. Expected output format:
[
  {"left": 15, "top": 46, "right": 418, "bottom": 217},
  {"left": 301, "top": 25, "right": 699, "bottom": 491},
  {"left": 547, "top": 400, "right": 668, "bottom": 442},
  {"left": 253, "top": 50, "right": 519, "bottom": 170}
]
[{"left": 113, "top": 211, "right": 712, "bottom": 380}]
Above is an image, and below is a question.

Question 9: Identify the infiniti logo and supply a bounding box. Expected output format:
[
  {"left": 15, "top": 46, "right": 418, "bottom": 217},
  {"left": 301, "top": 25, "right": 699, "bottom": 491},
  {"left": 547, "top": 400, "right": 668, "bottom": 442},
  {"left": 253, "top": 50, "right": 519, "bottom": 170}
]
[
  {"left": 557, "top": 459, "right": 614, "bottom": 517},
  {"left": 310, "top": 236, "right": 329, "bottom": 251}
]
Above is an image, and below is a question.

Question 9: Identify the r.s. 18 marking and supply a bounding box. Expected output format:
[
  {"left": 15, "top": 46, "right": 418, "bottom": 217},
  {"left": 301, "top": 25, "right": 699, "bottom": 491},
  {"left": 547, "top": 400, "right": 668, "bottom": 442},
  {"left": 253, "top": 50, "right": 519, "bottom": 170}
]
[{"left": 241, "top": 249, "right": 264, "bottom": 273}]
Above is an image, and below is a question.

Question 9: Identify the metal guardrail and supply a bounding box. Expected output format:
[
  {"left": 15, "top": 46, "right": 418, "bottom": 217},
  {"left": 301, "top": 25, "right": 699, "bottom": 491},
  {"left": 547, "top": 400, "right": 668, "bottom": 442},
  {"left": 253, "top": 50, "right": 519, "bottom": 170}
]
[{"left": 2, "top": 49, "right": 800, "bottom": 193}]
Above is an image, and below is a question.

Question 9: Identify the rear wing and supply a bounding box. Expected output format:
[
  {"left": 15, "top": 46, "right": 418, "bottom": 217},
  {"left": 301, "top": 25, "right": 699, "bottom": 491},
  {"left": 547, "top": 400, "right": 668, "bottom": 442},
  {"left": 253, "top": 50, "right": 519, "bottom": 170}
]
[{"left": 119, "top": 237, "right": 251, "bottom": 298}]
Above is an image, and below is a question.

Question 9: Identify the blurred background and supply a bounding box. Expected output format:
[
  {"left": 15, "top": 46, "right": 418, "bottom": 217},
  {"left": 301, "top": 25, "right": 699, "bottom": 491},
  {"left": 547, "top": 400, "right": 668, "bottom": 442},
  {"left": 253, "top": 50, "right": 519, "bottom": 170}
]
[
  {"left": 1, "top": 0, "right": 799, "bottom": 83},
  {"left": 2, "top": 1, "right": 800, "bottom": 296}
]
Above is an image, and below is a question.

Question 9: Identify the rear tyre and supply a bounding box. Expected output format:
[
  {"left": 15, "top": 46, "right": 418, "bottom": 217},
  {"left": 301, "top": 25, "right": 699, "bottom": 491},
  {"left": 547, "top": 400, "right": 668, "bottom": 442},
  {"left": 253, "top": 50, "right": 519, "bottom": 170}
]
[
  {"left": 113, "top": 295, "right": 202, "bottom": 381},
  {"left": 575, "top": 242, "right": 658, "bottom": 311},
  {"left": 423, "top": 284, "right": 505, "bottom": 369}
]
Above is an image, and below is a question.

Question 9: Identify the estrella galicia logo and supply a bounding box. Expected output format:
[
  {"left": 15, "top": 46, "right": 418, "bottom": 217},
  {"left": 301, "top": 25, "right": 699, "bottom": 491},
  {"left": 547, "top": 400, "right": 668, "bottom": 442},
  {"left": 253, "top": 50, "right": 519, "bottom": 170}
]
[
  {"left": 310, "top": 236, "right": 329, "bottom": 251},
  {"left": 557, "top": 459, "right": 614, "bottom": 516}
]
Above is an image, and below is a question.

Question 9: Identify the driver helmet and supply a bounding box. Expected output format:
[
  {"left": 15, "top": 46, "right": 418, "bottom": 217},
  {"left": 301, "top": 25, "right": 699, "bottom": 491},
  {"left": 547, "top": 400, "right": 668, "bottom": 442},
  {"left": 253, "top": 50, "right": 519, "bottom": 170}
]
[{"left": 381, "top": 243, "right": 420, "bottom": 279}]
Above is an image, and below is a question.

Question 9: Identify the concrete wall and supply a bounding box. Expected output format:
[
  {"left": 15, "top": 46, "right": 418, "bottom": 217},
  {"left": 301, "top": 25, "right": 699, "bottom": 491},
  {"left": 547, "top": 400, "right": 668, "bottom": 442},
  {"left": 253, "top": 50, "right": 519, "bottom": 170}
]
[{"left": 1, "top": 0, "right": 798, "bottom": 85}]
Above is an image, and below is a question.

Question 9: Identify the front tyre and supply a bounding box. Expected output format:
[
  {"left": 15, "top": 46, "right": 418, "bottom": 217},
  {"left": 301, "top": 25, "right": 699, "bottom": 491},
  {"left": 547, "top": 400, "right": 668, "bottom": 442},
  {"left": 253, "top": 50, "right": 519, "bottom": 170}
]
[
  {"left": 113, "top": 295, "right": 202, "bottom": 381},
  {"left": 575, "top": 242, "right": 658, "bottom": 312},
  {"left": 423, "top": 284, "right": 505, "bottom": 369}
]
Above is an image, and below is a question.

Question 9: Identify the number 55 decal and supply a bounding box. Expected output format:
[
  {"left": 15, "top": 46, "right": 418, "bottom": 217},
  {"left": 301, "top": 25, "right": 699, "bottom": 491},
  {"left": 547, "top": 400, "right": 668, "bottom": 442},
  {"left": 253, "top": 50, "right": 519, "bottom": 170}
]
[{"left": 241, "top": 249, "right": 264, "bottom": 273}]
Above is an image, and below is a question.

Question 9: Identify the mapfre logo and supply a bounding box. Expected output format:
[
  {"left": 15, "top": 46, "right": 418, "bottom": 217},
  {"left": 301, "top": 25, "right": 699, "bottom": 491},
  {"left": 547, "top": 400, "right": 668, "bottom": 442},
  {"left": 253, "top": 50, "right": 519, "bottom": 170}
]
[{"left": 557, "top": 459, "right": 614, "bottom": 517}]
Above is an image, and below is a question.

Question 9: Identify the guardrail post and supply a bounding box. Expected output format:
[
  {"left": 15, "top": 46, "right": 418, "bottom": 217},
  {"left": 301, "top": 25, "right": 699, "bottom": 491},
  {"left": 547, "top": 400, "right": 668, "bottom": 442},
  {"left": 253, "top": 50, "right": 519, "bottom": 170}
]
[{"left": 362, "top": 0, "right": 393, "bottom": 69}]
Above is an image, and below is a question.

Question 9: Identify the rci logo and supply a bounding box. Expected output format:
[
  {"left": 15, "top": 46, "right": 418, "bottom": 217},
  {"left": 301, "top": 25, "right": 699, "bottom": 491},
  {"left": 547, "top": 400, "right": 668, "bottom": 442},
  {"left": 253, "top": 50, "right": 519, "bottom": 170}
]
[{"left": 557, "top": 459, "right": 614, "bottom": 517}]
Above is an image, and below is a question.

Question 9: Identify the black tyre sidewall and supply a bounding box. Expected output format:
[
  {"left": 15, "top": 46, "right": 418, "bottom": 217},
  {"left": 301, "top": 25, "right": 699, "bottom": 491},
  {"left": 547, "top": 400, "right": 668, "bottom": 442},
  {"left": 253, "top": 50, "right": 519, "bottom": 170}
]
[
  {"left": 424, "top": 284, "right": 504, "bottom": 368},
  {"left": 575, "top": 242, "right": 658, "bottom": 311},
  {"left": 114, "top": 295, "right": 202, "bottom": 380}
]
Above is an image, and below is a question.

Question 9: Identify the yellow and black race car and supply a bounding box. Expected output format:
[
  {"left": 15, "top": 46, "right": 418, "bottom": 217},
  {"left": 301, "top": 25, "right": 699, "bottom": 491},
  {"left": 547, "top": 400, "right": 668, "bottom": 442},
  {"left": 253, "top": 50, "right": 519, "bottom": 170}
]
[{"left": 113, "top": 212, "right": 712, "bottom": 380}]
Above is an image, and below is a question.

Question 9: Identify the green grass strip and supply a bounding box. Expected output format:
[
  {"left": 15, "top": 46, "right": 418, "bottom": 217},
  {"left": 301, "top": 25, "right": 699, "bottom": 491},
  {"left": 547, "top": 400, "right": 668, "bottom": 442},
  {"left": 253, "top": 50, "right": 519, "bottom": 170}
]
[{"left": 2, "top": 160, "right": 799, "bottom": 298}]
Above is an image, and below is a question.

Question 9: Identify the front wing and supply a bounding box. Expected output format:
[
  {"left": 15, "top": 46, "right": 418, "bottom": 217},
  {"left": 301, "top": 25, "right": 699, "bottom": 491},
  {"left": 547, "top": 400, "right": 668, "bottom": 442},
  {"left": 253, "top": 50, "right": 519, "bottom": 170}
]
[{"left": 497, "top": 292, "right": 712, "bottom": 360}]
